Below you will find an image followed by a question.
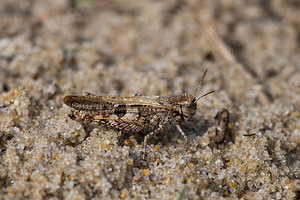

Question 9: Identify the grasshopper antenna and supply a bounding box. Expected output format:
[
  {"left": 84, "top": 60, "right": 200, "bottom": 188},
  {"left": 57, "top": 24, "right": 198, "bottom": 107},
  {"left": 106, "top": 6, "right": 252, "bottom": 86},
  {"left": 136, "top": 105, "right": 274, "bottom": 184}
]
[
  {"left": 195, "top": 69, "right": 208, "bottom": 98},
  {"left": 196, "top": 90, "right": 215, "bottom": 102},
  {"left": 195, "top": 69, "right": 214, "bottom": 102}
]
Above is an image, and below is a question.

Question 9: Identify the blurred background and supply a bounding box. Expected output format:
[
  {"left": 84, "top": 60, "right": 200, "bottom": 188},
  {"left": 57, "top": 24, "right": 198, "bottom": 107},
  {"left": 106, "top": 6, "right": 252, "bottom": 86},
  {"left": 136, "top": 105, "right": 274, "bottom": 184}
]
[{"left": 1, "top": 0, "right": 299, "bottom": 105}]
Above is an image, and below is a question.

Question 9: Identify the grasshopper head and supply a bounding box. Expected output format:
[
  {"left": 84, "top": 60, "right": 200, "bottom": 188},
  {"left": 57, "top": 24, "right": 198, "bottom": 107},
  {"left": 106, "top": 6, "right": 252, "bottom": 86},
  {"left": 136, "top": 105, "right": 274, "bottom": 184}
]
[
  {"left": 173, "top": 90, "right": 214, "bottom": 121},
  {"left": 174, "top": 93, "right": 197, "bottom": 121}
]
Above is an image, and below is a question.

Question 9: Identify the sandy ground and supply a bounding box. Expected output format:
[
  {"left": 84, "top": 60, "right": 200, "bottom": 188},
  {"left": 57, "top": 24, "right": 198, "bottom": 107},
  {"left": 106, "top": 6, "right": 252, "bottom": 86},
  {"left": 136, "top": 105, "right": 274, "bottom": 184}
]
[{"left": 0, "top": 0, "right": 299, "bottom": 199}]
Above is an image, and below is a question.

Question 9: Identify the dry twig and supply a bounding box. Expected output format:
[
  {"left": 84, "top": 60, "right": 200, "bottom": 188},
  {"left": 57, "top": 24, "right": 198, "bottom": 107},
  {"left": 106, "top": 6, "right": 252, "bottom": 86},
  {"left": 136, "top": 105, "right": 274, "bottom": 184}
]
[{"left": 214, "top": 108, "right": 230, "bottom": 143}]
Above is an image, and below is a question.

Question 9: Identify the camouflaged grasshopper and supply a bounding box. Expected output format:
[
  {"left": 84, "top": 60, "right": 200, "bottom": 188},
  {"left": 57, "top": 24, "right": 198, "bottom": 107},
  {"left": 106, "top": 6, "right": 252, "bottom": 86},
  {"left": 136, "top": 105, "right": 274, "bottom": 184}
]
[{"left": 63, "top": 69, "right": 214, "bottom": 158}]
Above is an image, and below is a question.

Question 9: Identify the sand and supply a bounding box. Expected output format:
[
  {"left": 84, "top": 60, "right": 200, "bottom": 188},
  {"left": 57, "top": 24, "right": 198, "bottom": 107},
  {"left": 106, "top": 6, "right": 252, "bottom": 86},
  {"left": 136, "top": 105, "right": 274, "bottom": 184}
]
[{"left": 0, "top": 0, "right": 299, "bottom": 199}]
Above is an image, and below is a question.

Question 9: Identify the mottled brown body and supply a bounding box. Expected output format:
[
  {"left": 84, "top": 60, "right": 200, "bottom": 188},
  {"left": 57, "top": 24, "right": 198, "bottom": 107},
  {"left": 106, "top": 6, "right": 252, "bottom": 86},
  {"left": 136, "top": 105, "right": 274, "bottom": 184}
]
[
  {"left": 63, "top": 70, "right": 213, "bottom": 158},
  {"left": 63, "top": 94, "right": 196, "bottom": 135}
]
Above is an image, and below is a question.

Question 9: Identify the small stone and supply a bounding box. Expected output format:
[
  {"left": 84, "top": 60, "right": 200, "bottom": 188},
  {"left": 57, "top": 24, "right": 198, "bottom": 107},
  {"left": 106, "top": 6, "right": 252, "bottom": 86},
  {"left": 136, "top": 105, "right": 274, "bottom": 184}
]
[{"left": 143, "top": 169, "right": 151, "bottom": 177}]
